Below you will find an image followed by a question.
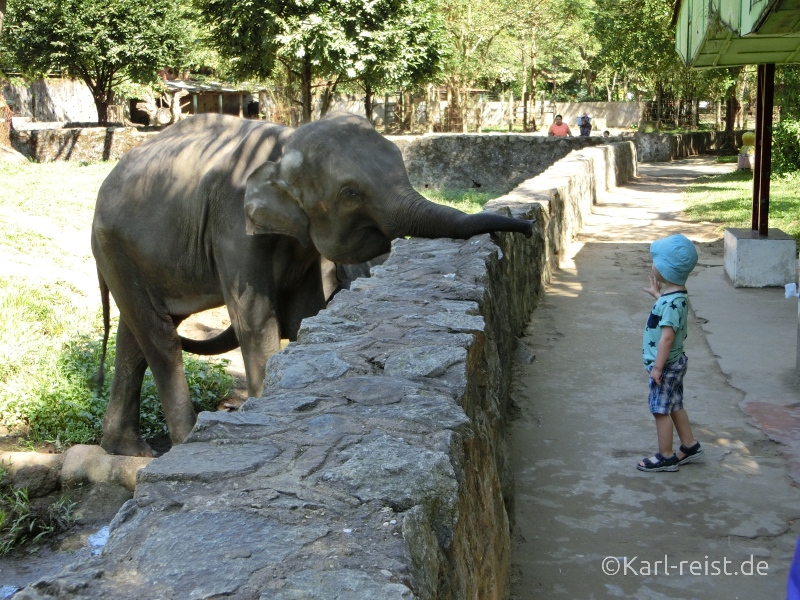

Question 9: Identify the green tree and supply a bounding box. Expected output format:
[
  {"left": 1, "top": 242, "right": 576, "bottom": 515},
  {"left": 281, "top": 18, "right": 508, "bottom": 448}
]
[
  {"left": 438, "top": 0, "right": 521, "bottom": 130},
  {"left": 351, "top": 0, "right": 446, "bottom": 123},
  {"left": 0, "top": 0, "right": 188, "bottom": 125},
  {"left": 196, "top": 0, "right": 444, "bottom": 124}
]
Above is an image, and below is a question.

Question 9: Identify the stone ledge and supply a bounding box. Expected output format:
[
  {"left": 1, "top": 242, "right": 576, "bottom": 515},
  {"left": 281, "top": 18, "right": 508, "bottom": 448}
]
[{"left": 16, "top": 142, "right": 636, "bottom": 600}]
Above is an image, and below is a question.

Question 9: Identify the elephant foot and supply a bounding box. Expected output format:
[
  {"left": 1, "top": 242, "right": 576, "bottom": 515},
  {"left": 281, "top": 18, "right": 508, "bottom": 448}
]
[{"left": 100, "top": 433, "right": 155, "bottom": 457}]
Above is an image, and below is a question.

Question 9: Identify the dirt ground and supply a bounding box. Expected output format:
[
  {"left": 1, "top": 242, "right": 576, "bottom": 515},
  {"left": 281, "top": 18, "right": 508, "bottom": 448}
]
[{"left": 509, "top": 158, "right": 800, "bottom": 598}]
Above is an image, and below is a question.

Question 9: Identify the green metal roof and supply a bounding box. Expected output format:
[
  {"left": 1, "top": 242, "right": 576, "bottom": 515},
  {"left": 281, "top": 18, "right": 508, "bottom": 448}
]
[{"left": 676, "top": 0, "right": 800, "bottom": 67}]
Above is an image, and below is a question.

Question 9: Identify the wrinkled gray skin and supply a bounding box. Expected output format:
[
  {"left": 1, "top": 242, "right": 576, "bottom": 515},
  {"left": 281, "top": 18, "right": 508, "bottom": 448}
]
[{"left": 92, "top": 112, "right": 533, "bottom": 456}]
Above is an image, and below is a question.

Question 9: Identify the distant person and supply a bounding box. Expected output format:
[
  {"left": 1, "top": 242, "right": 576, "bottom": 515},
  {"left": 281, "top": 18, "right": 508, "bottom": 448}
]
[
  {"left": 603, "top": 130, "right": 610, "bottom": 138},
  {"left": 578, "top": 112, "right": 592, "bottom": 136},
  {"left": 548, "top": 114, "right": 571, "bottom": 137},
  {"left": 637, "top": 234, "right": 704, "bottom": 472}
]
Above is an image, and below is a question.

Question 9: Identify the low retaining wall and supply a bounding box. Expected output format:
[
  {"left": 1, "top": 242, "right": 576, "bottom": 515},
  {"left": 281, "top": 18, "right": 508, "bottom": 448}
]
[
  {"left": 17, "top": 141, "right": 636, "bottom": 600},
  {"left": 10, "top": 126, "right": 156, "bottom": 162},
  {"left": 394, "top": 134, "right": 616, "bottom": 190},
  {"left": 630, "top": 130, "right": 745, "bottom": 162}
]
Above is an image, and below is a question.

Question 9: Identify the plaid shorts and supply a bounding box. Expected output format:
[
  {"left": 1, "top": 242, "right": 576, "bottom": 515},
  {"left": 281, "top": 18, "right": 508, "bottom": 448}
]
[{"left": 646, "top": 353, "right": 688, "bottom": 415}]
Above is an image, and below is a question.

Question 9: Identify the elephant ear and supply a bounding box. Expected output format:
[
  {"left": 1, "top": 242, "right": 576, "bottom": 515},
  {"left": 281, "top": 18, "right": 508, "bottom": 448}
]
[{"left": 244, "top": 161, "right": 310, "bottom": 246}]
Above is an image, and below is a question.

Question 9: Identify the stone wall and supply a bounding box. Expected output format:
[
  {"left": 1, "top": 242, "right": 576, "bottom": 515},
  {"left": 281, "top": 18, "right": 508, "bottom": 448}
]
[
  {"left": 10, "top": 121, "right": 736, "bottom": 174},
  {"left": 394, "top": 134, "right": 616, "bottom": 191},
  {"left": 2, "top": 78, "right": 97, "bottom": 123},
  {"left": 630, "top": 130, "right": 745, "bottom": 162},
  {"left": 17, "top": 141, "right": 636, "bottom": 600},
  {"left": 10, "top": 126, "right": 158, "bottom": 162}
]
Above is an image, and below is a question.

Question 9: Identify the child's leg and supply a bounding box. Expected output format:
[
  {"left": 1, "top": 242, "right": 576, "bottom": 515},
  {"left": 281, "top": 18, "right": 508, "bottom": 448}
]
[
  {"left": 655, "top": 413, "right": 675, "bottom": 456},
  {"left": 671, "top": 409, "right": 698, "bottom": 458}
]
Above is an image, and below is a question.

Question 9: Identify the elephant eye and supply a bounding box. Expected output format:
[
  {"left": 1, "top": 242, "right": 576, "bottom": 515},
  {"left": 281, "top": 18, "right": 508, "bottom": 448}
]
[{"left": 338, "top": 187, "right": 362, "bottom": 205}]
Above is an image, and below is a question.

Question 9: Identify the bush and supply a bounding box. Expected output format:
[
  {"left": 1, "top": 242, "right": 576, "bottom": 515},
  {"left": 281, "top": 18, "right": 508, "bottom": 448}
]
[
  {"left": 772, "top": 119, "right": 800, "bottom": 175},
  {"left": 27, "top": 332, "right": 231, "bottom": 444},
  {"left": 0, "top": 310, "right": 233, "bottom": 445}
]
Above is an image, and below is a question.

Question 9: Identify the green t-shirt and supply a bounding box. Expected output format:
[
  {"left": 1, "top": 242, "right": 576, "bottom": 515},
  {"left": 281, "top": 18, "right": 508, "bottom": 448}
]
[{"left": 642, "top": 291, "right": 689, "bottom": 367}]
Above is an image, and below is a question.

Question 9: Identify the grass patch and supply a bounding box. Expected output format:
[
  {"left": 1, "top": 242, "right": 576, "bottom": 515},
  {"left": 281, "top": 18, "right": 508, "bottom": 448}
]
[
  {"left": 0, "top": 465, "right": 76, "bottom": 555},
  {"left": 682, "top": 170, "right": 800, "bottom": 244},
  {"left": 421, "top": 188, "right": 505, "bottom": 214},
  {"left": 0, "top": 161, "right": 232, "bottom": 448}
]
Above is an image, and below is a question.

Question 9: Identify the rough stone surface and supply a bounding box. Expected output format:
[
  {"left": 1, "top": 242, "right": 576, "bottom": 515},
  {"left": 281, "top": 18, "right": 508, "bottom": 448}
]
[
  {"left": 16, "top": 142, "right": 635, "bottom": 599},
  {"left": 0, "top": 144, "right": 27, "bottom": 163},
  {"left": 2, "top": 79, "right": 97, "bottom": 123},
  {"left": 59, "top": 445, "right": 151, "bottom": 491},
  {"left": 10, "top": 127, "right": 158, "bottom": 163},
  {"left": 396, "top": 133, "right": 613, "bottom": 191},
  {"left": 629, "top": 130, "right": 744, "bottom": 162},
  {"left": 0, "top": 452, "right": 64, "bottom": 498}
]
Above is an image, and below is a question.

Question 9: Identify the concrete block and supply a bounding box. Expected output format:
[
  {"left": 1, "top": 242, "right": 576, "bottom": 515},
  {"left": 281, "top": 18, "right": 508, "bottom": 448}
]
[{"left": 724, "top": 228, "right": 797, "bottom": 288}]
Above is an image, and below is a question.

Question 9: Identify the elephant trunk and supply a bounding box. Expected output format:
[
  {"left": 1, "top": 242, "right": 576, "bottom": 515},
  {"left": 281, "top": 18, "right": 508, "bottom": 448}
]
[{"left": 388, "top": 189, "right": 534, "bottom": 240}]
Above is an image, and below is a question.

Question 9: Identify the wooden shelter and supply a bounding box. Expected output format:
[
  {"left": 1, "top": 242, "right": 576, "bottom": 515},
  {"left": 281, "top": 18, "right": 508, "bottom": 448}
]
[{"left": 675, "top": 0, "right": 800, "bottom": 236}]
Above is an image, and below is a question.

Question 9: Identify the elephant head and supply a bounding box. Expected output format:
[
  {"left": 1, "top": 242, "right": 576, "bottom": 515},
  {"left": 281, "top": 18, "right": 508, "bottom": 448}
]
[{"left": 243, "top": 112, "right": 533, "bottom": 265}]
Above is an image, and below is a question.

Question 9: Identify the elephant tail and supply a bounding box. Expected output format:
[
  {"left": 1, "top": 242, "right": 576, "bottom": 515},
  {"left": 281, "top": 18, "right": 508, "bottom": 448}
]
[
  {"left": 179, "top": 326, "right": 240, "bottom": 355},
  {"left": 93, "top": 268, "right": 111, "bottom": 390}
]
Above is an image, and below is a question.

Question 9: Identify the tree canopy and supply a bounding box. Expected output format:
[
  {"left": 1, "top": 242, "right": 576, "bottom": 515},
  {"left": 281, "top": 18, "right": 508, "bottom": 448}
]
[
  {"left": 195, "top": 0, "right": 446, "bottom": 123},
  {"left": 0, "top": 0, "right": 188, "bottom": 124},
  {"left": 3, "top": 0, "right": 800, "bottom": 130}
]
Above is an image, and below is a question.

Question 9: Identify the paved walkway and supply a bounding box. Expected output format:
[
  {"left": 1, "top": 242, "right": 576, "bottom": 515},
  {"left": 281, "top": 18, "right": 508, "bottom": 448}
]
[{"left": 509, "top": 157, "right": 800, "bottom": 599}]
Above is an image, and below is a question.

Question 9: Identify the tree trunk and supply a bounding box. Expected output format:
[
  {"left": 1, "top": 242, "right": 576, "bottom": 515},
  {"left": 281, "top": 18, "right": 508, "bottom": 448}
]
[
  {"left": 460, "top": 90, "right": 467, "bottom": 133},
  {"left": 364, "top": 83, "right": 373, "bottom": 123},
  {"left": 94, "top": 96, "right": 109, "bottom": 126},
  {"left": 427, "top": 84, "right": 435, "bottom": 133},
  {"left": 320, "top": 80, "right": 336, "bottom": 119},
  {"left": 724, "top": 95, "right": 740, "bottom": 148},
  {"left": 0, "top": 0, "right": 6, "bottom": 36},
  {"left": 301, "top": 57, "right": 313, "bottom": 124},
  {"left": 409, "top": 92, "right": 416, "bottom": 134}
]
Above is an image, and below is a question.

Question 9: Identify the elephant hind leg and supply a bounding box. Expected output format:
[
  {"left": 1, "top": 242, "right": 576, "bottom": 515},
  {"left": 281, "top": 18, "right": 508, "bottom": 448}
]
[
  {"left": 100, "top": 318, "right": 154, "bottom": 457},
  {"left": 99, "top": 255, "right": 197, "bottom": 452}
]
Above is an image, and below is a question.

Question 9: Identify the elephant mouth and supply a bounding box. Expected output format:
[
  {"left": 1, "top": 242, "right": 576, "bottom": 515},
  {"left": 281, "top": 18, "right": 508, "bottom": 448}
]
[{"left": 321, "top": 227, "right": 391, "bottom": 264}]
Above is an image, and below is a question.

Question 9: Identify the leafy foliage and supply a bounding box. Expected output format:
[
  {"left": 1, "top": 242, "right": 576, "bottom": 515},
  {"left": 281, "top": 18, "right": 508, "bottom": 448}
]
[
  {"left": 194, "top": 0, "right": 445, "bottom": 122},
  {"left": 0, "top": 0, "right": 189, "bottom": 123},
  {"left": 772, "top": 119, "right": 800, "bottom": 176},
  {"left": 1, "top": 320, "right": 233, "bottom": 445},
  {"left": 0, "top": 465, "right": 76, "bottom": 555}
]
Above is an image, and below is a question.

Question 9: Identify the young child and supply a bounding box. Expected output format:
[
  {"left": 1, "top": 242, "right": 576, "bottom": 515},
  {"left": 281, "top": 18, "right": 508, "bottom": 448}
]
[{"left": 637, "top": 234, "right": 704, "bottom": 472}]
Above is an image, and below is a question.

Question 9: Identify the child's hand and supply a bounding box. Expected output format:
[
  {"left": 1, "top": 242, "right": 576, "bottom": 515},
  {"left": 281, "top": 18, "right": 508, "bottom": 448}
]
[
  {"left": 643, "top": 274, "right": 661, "bottom": 299},
  {"left": 650, "top": 365, "right": 663, "bottom": 385}
]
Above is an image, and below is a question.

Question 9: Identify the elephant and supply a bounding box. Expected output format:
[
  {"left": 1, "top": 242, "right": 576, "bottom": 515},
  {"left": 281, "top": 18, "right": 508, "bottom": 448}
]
[{"left": 91, "top": 111, "right": 534, "bottom": 456}]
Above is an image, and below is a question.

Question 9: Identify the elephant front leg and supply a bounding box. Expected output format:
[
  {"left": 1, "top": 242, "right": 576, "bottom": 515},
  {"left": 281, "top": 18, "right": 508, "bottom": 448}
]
[
  {"left": 100, "top": 319, "right": 154, "bottom": 457},
  {"left": 239, "top": 317, "right": 282, "bottom": 398},
  {"left": 226, "top": 294, "right": 282, "bottom": 399}
]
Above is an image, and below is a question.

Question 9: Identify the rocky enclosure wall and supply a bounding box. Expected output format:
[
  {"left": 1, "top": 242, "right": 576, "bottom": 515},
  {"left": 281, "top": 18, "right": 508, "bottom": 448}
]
[
  {"left": 11, "top": 124, "right": 736, "bottom": 178},
  {"left": 18, "top": 141, "right": 636, "bottom": 600},
  {"left": 630, "top": 130, "right": 745, "bottom": 162},
  {"left": 10, "top": 126, "right": 155, "bottom": 162}
]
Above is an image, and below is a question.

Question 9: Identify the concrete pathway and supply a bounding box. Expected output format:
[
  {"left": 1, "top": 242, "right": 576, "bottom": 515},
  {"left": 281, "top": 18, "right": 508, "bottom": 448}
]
[{"left": 509, "top": 157, "right": 800, "bottom": 599}]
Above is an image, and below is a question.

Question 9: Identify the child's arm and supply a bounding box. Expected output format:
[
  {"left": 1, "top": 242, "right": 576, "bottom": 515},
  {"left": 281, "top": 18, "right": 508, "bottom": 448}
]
[
  {"left": 649, "top": 326, "right": 675, "bottom": 385},
  {"left": 643, "top": 273, "right": 662, "bottom": 299}
]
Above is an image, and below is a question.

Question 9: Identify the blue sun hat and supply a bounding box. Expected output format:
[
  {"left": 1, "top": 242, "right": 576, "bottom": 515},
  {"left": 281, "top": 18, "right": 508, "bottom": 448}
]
[{"left": 650, "top": 234, "right": 698, "bottom": 285}]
